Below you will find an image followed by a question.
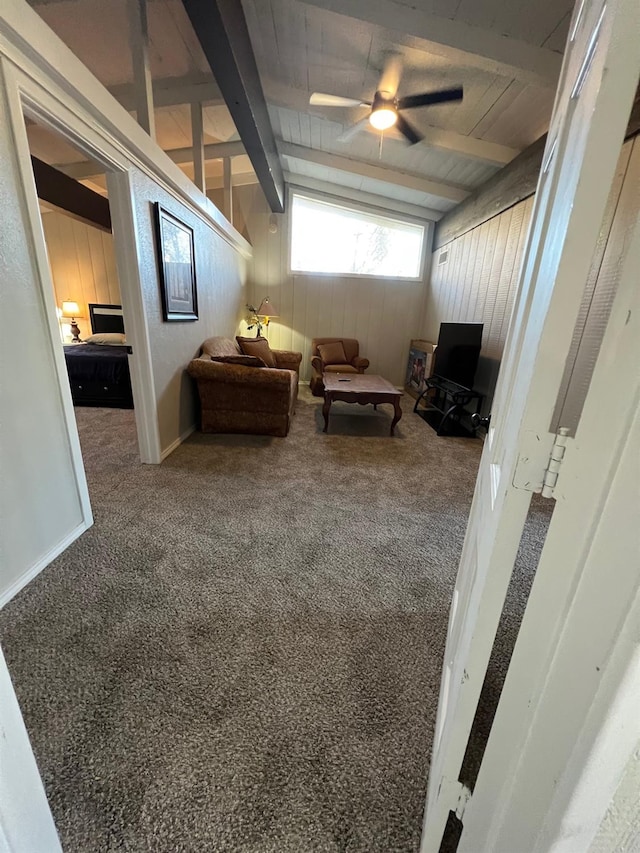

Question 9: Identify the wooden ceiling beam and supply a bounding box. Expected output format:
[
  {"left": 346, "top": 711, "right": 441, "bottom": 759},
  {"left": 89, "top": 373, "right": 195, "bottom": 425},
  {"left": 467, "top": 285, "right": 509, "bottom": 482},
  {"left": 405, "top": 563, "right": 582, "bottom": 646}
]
[
  {"left": 181, "top": 0, "right": 285, "bottom": 212},
  {"left": 59, "top": 140, "right": 247, "bottom": 179},
  {"left": 284, "top": 172, "right": 444, "bottom": 221},
  {"left": 107, "top": 74, "right": 224, "bottom": 112},
  {"left": 164, "top": 140, "right": 246, "bottom": 167},
  {"left": 126, "top": 0, "right": 155, "bottom": 138},
  {"left": 206, "top": 171, "right": 258, "bottom": 190},
  {"left": 433, "top": 134, "right": 547, "bottom": 249},
  {"left": 279, "top": 141, "right": 469, "bottom": 203},
  {"left": 190, "top": 102, "right": 205, "bottom": 192},
  {"left": 303, "top": 0, "right": 563, "bottom": 88},
  {"left": 31, "top": 156, "right": 111, "bottom": 232}
]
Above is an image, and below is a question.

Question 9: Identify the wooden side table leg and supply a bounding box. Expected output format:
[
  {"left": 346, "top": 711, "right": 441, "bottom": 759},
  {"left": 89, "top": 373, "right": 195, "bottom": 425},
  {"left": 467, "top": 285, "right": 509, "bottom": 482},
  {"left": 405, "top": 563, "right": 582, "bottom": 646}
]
[
  {"left": 390, "top": 398, "right": 403, "bottom": 435},
  {"left": 322, "top": 394, "right": 332, "bottom": 432}
]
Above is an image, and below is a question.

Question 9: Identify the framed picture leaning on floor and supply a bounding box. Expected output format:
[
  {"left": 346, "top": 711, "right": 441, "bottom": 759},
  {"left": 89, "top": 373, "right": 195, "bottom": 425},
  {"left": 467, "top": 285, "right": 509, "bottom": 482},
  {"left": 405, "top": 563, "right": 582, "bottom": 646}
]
[{"left": 405, "top": 339, "right": 437, "bottom": 398}]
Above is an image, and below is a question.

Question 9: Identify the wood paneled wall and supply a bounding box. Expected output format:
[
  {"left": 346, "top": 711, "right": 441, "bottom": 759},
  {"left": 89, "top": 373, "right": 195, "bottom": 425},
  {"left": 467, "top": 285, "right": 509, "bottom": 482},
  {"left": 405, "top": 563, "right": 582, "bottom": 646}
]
[
  {"left": 234, "top": 184, "right": 433, "bottom": 386},
  {"left": 424, "top": 195, "right": 535, "bottom": 409},
  {"left": 41, "top": 209, "right": 120, "bottom": 336},
  {"left": 424, "top": 135, "right": 638, "bottom": 418}
]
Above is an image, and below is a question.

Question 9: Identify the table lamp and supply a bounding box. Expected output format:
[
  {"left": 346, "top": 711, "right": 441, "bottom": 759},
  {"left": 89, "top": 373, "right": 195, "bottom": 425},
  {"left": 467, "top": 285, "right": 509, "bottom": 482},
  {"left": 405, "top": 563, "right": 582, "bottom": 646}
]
[
  {"left": 61, "top": 300, "right": 84, "bottom": 342},
  {"left": 256, "top": 297, "right": 279, "bottom": 333},
  {"left": 247, "top": 297, "right": 279, "bottom": 336}
]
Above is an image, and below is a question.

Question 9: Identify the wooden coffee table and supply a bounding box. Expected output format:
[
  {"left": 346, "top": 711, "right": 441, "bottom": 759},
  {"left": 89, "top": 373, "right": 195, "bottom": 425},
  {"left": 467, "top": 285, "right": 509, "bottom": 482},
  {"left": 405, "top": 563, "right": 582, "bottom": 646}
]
[{"left": 322, "top": 374, "right": 403, "bottom": 435}]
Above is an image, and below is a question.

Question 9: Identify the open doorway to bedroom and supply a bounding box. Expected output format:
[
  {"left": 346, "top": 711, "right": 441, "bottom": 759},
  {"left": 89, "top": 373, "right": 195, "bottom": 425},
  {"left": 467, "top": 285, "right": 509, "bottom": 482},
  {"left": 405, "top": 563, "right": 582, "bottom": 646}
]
[{"left": 24, "top": 115, "right": 141, "bottom": 469}]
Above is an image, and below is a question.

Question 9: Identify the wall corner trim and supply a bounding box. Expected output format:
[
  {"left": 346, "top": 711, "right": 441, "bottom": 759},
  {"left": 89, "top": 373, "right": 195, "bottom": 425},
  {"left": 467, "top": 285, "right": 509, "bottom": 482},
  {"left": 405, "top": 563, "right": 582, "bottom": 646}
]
[
  {"left": 0, "top": 522, "right": 90, "bottom": 609},
  {"left": 160, "top": 424, "right": 196, "bottom": 462}
]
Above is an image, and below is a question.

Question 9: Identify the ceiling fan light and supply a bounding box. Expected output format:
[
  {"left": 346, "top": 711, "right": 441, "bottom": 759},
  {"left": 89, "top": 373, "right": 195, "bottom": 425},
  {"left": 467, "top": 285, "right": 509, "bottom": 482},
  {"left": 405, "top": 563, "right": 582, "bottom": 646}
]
[{"left": 369, "top": 107, "right": 397, "bottom": 130}]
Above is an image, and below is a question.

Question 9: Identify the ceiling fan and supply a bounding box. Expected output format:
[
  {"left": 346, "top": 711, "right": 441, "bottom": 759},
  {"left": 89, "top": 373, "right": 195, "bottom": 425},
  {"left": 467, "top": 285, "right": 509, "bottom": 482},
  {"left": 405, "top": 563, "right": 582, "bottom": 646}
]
[{"left": 309, "top": 53, "right": 463, "bottom": 145}]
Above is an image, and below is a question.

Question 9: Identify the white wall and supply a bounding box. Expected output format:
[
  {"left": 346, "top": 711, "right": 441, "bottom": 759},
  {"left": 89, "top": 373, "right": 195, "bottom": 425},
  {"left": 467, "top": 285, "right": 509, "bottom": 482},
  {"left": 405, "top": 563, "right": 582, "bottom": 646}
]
[
  {"left": 128, "top": 169, "right": 247, "bottom": 451},
  {"left": 234, "top": 183, "right": 433, "bottom": 387},
  {"left": 41, "top": 209, "right": 120, "bottom": 339},
  {"left": 590, "top": 741, "right": 640, "bottom": 853}
]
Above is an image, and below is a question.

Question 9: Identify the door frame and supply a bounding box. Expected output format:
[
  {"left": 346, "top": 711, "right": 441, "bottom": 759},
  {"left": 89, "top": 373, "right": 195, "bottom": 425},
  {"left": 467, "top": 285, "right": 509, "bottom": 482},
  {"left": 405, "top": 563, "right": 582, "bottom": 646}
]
[
  {"left": 459, "top": 138, "right": 640, "bottom": 852},
  {"left": 2, "top": 58, "right": 162, "bottom": 465}
]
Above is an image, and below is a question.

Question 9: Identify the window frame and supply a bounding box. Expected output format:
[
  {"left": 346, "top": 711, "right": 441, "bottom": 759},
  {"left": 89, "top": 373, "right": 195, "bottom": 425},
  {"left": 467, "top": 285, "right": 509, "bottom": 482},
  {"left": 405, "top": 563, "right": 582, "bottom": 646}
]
[{"left": 287, "top": 188, "right": 430, "bottom": 282}]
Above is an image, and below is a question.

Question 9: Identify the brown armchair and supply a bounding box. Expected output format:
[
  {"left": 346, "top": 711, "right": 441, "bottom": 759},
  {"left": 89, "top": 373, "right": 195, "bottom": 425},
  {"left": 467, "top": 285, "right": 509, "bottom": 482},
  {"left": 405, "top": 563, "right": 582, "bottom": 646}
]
[
  {"left": 309, "top": 337, "right": 370, "bottom": 396},
  {"left": 188, "top": 336, "right": 302, "bottom": 436}
]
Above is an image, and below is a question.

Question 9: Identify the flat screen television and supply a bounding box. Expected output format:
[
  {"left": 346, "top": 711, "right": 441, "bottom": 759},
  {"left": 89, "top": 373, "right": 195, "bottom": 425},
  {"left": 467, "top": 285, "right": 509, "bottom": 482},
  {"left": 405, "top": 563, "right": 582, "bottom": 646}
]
[{"left": 432, "top": 322, "right": 483, "bottom": 388}]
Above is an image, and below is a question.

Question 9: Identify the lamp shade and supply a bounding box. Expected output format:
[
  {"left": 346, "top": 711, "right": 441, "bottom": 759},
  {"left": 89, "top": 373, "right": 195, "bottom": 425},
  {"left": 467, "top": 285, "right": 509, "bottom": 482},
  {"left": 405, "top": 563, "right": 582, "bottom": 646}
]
[
  {"left": 256, "top": 297, "right": 278, "bottom": 317},
  {"left": 61, "top": 300, "right": 82, "bottom": 318}
]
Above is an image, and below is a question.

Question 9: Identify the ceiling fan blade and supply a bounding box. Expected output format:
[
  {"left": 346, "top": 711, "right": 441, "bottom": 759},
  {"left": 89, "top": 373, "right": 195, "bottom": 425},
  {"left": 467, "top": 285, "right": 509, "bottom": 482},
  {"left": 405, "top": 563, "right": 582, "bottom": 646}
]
[
  {"left": 336, "top": 117, "right": 371, "bottom": 144},
  {"left": 378, "top": 51, "right": 403, "bottom": 97},
  {"left": 309, "top": 92, "right": 369, "bottom": 107},
  {"left": 395, "top": 114, "right": 423, "bottom": 145},
  {"left": 397, "top": 87, "right": 464, "bottom": 110}
]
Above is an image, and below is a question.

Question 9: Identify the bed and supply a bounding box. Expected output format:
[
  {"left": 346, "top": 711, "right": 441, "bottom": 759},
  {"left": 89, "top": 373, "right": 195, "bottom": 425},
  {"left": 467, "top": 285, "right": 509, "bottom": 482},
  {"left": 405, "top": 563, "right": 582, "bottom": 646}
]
[{"left": 63, "top": 303, "right": 134, "bottom": 409}]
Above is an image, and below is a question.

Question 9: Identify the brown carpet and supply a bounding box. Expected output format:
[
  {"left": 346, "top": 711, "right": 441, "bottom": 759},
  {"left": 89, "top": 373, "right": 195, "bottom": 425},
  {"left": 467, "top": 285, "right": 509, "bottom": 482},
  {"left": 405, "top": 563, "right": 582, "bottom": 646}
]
[{"left": 0, "top": 388, "right": 551, "bottom": 852}]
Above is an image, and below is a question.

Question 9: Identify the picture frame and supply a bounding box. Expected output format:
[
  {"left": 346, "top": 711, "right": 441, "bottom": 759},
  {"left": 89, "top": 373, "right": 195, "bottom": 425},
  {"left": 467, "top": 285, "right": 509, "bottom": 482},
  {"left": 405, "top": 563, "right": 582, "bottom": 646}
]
[
  {"left": 406, "top": 347, "right": 426, "bottom": 395},
  {"left": 405, "top": 339, "right": 437, "bottom": 398},
  {"left": 154, "top": 203, "right": 198, "bottom": 321}
]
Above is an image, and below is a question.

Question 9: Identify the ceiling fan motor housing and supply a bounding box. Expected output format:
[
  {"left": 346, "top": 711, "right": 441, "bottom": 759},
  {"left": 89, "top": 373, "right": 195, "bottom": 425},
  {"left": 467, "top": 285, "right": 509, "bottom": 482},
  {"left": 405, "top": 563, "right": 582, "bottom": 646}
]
[{"left": 372, "top": 90, "right": 397, "bottom": 113}]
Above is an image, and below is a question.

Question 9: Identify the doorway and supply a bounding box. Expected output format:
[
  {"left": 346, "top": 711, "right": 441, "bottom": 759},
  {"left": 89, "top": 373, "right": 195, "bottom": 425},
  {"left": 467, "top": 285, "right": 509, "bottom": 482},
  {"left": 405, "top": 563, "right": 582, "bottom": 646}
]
[{"left": 24, "top": 115, "right": 141, "bottom": 482}]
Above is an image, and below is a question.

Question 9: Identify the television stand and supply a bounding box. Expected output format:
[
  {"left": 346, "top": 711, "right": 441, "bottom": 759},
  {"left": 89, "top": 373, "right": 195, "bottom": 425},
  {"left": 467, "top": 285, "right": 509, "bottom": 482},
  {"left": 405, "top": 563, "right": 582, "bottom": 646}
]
[{"left": 413, "top": 375, "right": 483, "bottom": 437}]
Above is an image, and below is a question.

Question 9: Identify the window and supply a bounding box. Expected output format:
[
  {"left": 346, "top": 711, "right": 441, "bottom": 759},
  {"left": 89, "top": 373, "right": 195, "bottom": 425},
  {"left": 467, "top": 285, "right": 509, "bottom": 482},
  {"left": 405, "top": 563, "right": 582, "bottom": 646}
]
[{"left": 290, "top": 194, "right": 425, "bottom": 278}]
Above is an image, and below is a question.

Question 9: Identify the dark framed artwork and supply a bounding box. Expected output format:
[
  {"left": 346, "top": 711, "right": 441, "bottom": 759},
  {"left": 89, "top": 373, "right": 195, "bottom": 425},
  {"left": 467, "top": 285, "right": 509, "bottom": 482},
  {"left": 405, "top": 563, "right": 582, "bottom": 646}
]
[{"left": 154, "top": 203, "right": 198, "bottom": 321}]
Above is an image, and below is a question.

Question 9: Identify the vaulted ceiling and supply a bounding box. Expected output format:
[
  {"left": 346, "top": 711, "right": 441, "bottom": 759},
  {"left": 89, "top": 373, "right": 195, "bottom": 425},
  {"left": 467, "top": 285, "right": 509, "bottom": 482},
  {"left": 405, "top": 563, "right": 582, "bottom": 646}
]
[{"left": 26, "top": 0, "right": 576, "bottom": 220}]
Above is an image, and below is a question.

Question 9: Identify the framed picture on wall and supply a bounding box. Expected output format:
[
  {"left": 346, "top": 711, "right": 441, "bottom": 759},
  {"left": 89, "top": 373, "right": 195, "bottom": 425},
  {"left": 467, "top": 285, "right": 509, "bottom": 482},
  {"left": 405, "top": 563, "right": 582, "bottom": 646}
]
[{"left": 154, "top": 203, "right": 198, "bottom": 321}]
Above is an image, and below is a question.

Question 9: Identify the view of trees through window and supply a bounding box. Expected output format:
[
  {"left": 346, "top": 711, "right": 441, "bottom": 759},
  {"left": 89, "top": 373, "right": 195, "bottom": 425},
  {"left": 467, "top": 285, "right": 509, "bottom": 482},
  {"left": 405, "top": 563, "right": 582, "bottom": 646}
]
[{"left": 290, "top": 194, "right": 424, "bottom": 278}]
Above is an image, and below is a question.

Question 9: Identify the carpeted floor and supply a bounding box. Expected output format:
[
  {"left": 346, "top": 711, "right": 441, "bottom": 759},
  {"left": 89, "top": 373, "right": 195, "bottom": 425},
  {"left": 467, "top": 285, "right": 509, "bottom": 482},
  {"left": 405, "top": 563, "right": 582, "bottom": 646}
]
[{"left": 0, "top": 388, "right": 551, "bottom": 852}]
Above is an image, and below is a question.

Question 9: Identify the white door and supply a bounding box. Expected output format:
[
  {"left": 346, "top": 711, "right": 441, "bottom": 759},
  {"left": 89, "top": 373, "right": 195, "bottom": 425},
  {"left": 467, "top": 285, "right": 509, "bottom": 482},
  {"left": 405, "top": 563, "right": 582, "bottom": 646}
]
[
  {"left": 420, "top": 0, "right": 640, "bottom": 850},
  {"left": 0, "top": 647, "right": 62, "bottom": 852}
]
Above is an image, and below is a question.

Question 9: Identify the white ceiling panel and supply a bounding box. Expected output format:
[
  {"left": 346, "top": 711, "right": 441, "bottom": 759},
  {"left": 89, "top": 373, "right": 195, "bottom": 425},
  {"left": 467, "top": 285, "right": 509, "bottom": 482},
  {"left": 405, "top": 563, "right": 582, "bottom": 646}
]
[
  {"left": 477, "top": 84, "right": 556, "bottom": 149},
  {"left": 28, "top": 0, "right": 209, "bottom": 87},
  {"left": 283, "top": 154, "right": 456, "bottom": 214},
  {"left": 272, "top": 106, "right": 499, "bottom": 189},
  {"left": 201, "top": 104, "right": 239, "bottom": 144}
]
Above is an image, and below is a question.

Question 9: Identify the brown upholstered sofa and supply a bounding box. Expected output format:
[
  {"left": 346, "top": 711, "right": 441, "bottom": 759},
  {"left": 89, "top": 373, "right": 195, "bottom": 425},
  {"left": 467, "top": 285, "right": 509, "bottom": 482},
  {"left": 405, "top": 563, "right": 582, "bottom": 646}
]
[
  {"left": 188, "top": 336, "right": 302, "bottom": 437},
  {"left": 309, "top": 337, "right": 370, "bottom": 396}
]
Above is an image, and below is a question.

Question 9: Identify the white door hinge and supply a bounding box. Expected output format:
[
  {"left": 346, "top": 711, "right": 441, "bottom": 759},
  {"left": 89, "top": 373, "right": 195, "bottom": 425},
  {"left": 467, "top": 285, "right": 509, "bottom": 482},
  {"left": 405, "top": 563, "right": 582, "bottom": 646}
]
[
  {"left": 513, "top": 428, "right": 571, "bottom": 497},
  {"left": 455, "top": 783, "right": 472, "bottom": 821},
  {"left": 541, "top": 427, "right": 570, "bottom": 498}
]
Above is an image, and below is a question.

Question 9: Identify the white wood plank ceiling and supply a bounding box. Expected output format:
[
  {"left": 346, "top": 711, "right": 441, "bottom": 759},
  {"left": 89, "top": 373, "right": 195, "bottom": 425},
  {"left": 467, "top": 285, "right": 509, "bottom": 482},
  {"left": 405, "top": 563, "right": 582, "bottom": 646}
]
[{"left": 26, "top": 0, "right": 576, "bottom": 220}]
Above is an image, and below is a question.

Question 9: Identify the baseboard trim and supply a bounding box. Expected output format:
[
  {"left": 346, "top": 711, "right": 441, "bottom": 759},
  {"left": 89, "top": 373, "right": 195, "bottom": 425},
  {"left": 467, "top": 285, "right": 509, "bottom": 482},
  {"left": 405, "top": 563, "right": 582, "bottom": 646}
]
[
  {"left": 0, "top": 521, "right": 89, "bottom": 609},
  {"left": 160, "top": 423, "right": 196, "bottom": 461}
]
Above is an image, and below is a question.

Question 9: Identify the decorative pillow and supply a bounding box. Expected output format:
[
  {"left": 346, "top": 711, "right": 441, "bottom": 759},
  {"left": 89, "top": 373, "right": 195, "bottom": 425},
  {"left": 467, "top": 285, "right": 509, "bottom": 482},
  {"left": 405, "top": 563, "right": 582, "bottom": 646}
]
[
  {"left": 84, "top": 332, "right": 127, "bottom": 345},
  {"left": 235, "top": 336, "right": 276, "bottom": 368},
  {"left": 211, "top": 354, "right": 266, "bottom": 367},
  {"left": 318, "top": 341, "right": 347, "bottom": 366}
]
